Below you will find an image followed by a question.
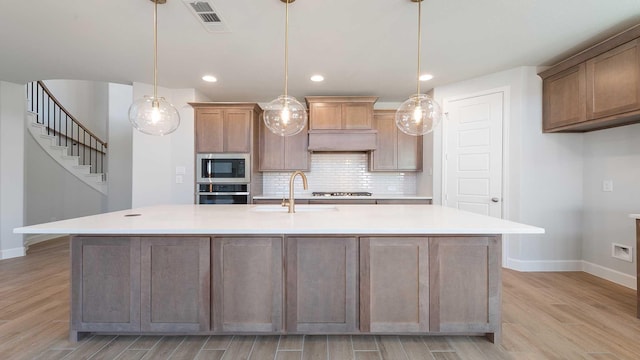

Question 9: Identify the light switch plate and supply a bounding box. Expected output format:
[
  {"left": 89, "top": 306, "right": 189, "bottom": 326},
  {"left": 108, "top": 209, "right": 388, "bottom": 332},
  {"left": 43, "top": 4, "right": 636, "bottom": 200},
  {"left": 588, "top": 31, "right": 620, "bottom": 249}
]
[
  {"left": 175, "top": 166, "right": 186, "bottom": 175},
  {"left": 602, "top": 180, "right": 613, "bottom": 192}
]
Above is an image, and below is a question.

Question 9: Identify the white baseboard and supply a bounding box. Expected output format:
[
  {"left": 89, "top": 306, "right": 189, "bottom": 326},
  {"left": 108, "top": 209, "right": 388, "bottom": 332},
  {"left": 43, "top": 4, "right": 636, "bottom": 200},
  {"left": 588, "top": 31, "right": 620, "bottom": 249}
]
[
  {"left": 506, "top": 257, "right": 637, "bottom": 290},
  {"left": 582, "top": 261, "right": 636, "bottom": 290},
  {"left": 505, "top": 257, "right": 583, "bottom": 272},
  {"left": 0, "top": 246, "right": 26, "bottom": 260}
]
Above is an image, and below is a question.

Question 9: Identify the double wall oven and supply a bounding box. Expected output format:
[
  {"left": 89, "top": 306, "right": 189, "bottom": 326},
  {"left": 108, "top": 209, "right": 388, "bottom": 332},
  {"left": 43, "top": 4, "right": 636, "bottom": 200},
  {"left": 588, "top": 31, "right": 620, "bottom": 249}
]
[{"left": 196, "top": 153, "right": 251, "bottom": 204}]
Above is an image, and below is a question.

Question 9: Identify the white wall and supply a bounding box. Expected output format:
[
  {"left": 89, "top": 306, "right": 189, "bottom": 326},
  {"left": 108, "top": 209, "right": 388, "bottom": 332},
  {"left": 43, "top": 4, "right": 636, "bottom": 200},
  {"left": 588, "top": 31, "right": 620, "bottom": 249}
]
[
  {"left": 107, "top": 83, "right": 133, "bottom": 211},
  {"left": 0, "top": 81, "right": 26, "bottom": 259},
  {"left": 43, "top": 80, "right": 109, "bottom": 140},
  {"left": 434, "top": 67, "right": 584, "bottom": 269},
  {"left": 582, "top": 123, "right": 640, "bottom": 281},
  {"left": 131, "top": 83, "right": 199, "bottom": 207},
  {"left": 24, "top": 133, "right": 107, "bottom": 227}
]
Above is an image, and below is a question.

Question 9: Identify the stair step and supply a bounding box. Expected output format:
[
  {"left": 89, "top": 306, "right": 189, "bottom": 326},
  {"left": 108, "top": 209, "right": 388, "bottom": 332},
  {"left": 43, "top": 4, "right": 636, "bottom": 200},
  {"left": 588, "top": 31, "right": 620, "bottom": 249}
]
[
  {"left": 62, "top": 155, "right": 80, "bottom": 161},
  {"left": 39, "top": 134, "right": 55, "bottom": 141},
  {"left": 84, "top": 173, "right": 105, "bottom": 183}
]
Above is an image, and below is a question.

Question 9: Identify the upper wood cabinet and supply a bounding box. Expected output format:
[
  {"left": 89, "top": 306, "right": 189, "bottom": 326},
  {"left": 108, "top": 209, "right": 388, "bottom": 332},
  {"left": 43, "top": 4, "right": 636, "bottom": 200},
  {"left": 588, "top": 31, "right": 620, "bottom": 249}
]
[
  {"left": 542, "top": 64, "right": 587, "bottom": 130},
  {"left": 259, "top": 118, "right": 309, "bottom": 171},
  {"left": 306, "top": 96, "right": 377, "bottom": 130},
  {"left": 586, "top": 39, "right": 640, "bottom": 120},
  {"left": 370, "top": 110, "right": 422, "bottom": 171},
  {"left": 540, "top": 24, "right": 640, "bottom": 132},
  {"left": 191, "top": 103, "right": 261, "bottom": 153}
]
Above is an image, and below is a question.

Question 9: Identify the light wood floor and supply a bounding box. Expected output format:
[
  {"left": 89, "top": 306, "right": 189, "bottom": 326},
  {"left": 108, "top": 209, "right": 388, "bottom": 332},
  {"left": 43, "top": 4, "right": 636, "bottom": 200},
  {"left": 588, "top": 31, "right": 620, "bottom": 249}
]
[{"left": 1, "top": 238, "right": 639, "bottom": 360}]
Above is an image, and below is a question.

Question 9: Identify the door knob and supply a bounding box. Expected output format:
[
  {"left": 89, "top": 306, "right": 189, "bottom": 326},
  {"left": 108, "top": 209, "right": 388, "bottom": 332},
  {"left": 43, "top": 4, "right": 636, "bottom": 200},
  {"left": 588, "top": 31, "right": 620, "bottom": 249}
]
[{"left": 491, "top": 197, "right": 500, "bottom": 203}]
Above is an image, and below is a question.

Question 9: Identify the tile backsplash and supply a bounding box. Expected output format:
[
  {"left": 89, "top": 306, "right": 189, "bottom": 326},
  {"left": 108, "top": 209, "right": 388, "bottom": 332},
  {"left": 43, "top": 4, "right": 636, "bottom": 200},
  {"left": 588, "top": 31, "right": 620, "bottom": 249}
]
[{"left": 262, "top": 153, "right": 416, "bottom": 196}]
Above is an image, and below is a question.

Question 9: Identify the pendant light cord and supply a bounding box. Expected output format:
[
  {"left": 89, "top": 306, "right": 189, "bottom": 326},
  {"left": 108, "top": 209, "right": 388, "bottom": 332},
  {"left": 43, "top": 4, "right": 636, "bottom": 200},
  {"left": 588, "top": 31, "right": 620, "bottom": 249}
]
[
  {"left": 284, "top": 0, "right": 289, "bottom": 99},
  {"left": 153, "top": 0, "right": 158, "bottom": 100},
  {"left": 416, "top": 0, "right": 421, "bottom": 97}
]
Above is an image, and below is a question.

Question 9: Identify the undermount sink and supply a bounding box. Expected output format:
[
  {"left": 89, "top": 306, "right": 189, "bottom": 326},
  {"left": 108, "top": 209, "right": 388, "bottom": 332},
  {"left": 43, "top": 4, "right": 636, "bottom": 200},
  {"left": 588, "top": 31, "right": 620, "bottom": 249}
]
[{"left": 250, "top": 205, "right": 338, "bottom": 213}]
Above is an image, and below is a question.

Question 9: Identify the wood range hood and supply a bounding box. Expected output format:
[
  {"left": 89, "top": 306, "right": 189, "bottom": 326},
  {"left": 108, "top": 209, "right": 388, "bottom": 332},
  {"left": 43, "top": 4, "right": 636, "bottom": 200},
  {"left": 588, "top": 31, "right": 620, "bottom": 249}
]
[{"left": 305, "top": 96, "right": 378, "bottom": 152}]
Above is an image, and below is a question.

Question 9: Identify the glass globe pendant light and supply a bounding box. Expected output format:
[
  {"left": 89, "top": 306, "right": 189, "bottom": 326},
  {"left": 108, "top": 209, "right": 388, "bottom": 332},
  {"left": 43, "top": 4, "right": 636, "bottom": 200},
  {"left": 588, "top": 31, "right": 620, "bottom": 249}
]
[
  {"left": 395, "top": 0, "right": 442, "bottom": 136},
  {"left": 129, "top": 0, "right": 180, "bottom": 136},
  {"left": 263, "top": 0, "right": 307, "bottom": 137}
]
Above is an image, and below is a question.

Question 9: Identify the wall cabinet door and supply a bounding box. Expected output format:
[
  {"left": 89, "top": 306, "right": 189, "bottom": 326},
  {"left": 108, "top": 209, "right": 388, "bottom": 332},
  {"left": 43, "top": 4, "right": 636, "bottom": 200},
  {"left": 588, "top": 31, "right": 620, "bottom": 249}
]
[
  {"left": 586, "top": 39, "right": 640, "bottom": 120},
  {"left": 71, "top": 237, "right": 141, "bottom": 333},
  {"left": 370, "top": 110, "right": 422, "bottom": 171},
  {"left": 259, "top": 119, "right": 309, "bottom": 171},
  {"left": 195, "top": 108, "right": 251, "bottom": 153},
  {"left": 309, "top": 103, "right": 342, "bottom": 129},
  {"left": 196, "top": 109, "right": 225, "bottom": 153},
  {"left": 360, "top": 237, "right": 429, "bottom": 332},
  {"left": 429, "top": 236, "right": 501, "bottom": 342},
  {"left": 140, "top": 237, "right": 210, "bottom": 332},
  {"left": 307, "top": 97, "right": 377, "bottom": 131},
  {"left": 342, "top": 103, "right": 372, "bottom": 129},
  {"left": 542, "top": 64, "right": 587, "bottom": 131},
  {"left": 286, "top": 237, "right": 358, "bottom": 332},
  {"left": 212, "top": 237, "right": 283, "bottom": 332}
]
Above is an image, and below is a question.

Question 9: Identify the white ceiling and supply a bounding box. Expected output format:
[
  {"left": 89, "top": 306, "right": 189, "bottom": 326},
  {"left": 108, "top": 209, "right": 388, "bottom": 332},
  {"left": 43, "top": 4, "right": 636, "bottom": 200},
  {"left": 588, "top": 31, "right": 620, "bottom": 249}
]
[{"left": 1, "top": 0, "right": 639, "bottom": 102}]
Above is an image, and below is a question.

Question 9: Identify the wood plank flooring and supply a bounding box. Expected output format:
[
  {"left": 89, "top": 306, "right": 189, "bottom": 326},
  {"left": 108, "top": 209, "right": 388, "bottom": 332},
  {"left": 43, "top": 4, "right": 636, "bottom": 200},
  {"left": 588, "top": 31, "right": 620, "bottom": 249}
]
[{"left": 1, "top": 237, "right": 640, "bottom": 359}]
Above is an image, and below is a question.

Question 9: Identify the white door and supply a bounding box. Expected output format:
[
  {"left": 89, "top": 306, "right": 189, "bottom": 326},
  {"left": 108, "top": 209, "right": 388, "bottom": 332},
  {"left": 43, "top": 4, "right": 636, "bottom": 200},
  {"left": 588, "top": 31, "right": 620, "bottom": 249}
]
[{"left": 443, "top": 92, "right": 503, "bottom": 218}]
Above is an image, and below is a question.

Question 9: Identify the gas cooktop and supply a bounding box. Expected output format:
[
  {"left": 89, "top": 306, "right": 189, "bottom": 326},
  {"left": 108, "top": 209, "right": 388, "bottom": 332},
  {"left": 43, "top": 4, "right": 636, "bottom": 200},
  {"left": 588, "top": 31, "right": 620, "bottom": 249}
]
[{"left": 312, "top": 192, "right": 372, "bottom": 197}]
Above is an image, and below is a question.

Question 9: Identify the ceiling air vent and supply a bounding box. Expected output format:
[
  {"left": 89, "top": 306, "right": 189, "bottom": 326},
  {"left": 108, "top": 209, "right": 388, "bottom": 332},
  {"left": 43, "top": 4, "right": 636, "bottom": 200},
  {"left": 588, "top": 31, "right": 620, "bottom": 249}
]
[{"left": 183, "top": 0, "right": 230, "bottom": 33}]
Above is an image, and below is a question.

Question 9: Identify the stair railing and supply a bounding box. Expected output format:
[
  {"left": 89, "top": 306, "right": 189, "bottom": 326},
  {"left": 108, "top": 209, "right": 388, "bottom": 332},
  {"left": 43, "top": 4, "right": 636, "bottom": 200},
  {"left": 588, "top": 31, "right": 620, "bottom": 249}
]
[{"left": 26, "top": 81, "right": 108, "bottom": 176}]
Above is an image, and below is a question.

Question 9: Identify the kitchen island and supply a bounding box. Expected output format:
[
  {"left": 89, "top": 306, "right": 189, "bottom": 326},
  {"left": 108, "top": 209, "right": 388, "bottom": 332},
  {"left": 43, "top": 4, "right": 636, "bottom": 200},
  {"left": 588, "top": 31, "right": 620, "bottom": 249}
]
[
  {"left": 631, "top": 214, "right": 640, "bottom": 318},
  {"left": 15, "top": 204, "right": 543, "bottom": 344}
]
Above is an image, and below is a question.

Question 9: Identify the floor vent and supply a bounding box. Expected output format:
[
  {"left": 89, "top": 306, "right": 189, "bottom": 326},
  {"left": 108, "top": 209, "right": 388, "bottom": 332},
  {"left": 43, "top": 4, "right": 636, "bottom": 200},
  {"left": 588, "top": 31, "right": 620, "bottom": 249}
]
[{"left": 183, "top": 0, "right": 230, "bottom": 32}]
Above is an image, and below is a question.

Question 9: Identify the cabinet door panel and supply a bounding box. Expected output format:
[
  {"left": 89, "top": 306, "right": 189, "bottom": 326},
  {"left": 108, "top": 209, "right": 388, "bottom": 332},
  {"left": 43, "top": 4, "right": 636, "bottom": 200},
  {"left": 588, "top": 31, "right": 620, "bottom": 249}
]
[
  {"left": 284, "top": 123, "right": 309, "bottom": 170},
  {"left": 429, "top": 236, "right": 501, "bottom": 336},
  {"left": 361, "top": 237, "right": 428, "bottom": 333},
  {"left": 286, "top": 237, "right": 357, "bottom": 332},
  {"left": 259, "top": 119, "right": 285, "bottom": 170},
  {"left": 371, "top": 112, "right": 397, "bottom": 170},
  {"left": 587, "top": 39, "right": 640, "bottom": 119},
  {"left": 342, "top": 103, "right": 371, "bottom": 129},
  {"left": 141, "top": 237, "right": 210, "bottom": 332},
  {"left": 543, "top": 64, "right": 586, "bottom": 130},
  {"left": 213, "top": 237, "right": 283, "bottom": 332},
  {"left": 224, "top": 110, "right": 251, "bottom": 153},
  {"left": 72, "top": 237, "right": 140, "bottom": 332},
  {"left": 397, "top": 130, "right": 422, "bottom": 171},
  {"left": 196, "top": 109, "right": 224, "bottom": 153},
  {"left": 310, "top": 103, "right": 342, "bottom": 129}
]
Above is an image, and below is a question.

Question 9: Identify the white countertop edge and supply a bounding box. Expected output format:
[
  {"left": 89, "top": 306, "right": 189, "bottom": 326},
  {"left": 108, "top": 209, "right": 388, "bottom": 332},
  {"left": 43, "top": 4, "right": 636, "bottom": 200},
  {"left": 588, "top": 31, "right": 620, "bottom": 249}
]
[
  {"left": 253, "top": 195, "right": 433, "bottom": 200},
  {"left": 14, "top": 228, "right": 544, "bottom": 235},
  {"left": 630, "top": 214, "right": 640, "bottom": 219},
  {"left": 14, "top": 204, "right": 545, "bottom": 236}
]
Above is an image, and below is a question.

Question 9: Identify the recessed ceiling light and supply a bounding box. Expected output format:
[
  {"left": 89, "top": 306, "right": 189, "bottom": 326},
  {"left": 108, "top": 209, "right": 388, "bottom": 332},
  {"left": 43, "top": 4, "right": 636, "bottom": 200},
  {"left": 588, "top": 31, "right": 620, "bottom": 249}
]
[
  {"left": 310, "top": 75, "right": 324, "bottom": 82},
  {"left": 419, "top": 74, "right": 434, "bottom": 81},
  {"left": 202, "top": 75, "right": 218, "bottom": 82}
]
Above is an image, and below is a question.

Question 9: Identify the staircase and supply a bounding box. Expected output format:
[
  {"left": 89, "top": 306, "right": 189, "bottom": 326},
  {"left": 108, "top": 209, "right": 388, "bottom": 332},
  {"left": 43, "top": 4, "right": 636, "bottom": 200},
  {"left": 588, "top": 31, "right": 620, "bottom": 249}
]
[{"left": 26, "top": 81, "right": 108, "bottom": 195}]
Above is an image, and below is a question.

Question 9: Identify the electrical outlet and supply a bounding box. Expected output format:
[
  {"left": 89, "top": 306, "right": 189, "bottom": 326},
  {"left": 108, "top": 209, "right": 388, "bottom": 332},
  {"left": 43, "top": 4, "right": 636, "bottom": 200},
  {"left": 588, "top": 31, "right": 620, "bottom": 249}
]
[
  {"left": 602, "top": 180, "right": 613, "bottom": 192},
  {"left": 612, "top": 243, "right": 633, "bottom": 262},
  {"left": 176, "top": 175, "right": 184, "bottom": 184}
]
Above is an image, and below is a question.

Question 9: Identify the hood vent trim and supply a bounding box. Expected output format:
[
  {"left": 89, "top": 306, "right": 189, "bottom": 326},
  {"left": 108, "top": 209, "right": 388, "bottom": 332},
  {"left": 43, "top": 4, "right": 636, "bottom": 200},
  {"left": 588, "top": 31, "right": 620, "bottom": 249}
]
[
  {"left": 183, "top": 0, "right": 230, "bottom": 32},
  {"left": 307, "top": 130, "right": 377, "bottom": 152}
]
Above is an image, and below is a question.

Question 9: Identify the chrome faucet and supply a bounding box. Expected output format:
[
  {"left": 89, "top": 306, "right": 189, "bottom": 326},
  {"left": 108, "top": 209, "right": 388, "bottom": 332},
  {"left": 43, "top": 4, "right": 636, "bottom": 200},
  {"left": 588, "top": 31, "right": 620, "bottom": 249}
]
[{"left": 282, "top": 171, "right": 308, "bottom": 213}]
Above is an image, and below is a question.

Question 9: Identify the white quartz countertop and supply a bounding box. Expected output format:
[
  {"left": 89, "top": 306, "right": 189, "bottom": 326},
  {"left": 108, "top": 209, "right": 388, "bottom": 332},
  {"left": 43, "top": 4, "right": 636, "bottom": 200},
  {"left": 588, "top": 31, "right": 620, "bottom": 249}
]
[
  {"left": 253, "top": 195, "right": 432, "bottom": 200},
  {"left": 630, "top": 214, "right": 640, "bottom": 219},
  {"left": 14, "top": 204, "right": 544, "bottom": 235}
]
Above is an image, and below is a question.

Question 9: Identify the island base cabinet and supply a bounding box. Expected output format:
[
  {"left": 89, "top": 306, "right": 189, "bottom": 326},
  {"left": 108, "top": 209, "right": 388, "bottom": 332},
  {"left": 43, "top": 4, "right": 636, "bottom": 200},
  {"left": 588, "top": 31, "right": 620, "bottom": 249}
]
[
  {"left": 360, "top": 237, "right": 429, "bottom": 333},
  {"left": 70, "top": 236, "right": 210, "bottom": 341},
  {"left": 71, "top": 237, "right": 141, "bottom": 339},
  {"left": 212, "top": 237, "right": 283, "bottom": 332},
  {"left": 140, "top": 237, "right": 210, "bottom": 332},
  {"left": 286, "top": 237, "right": 358, "bottom": 333},
  {"left": 429, "top": 236, "right": 502, "bottom": 343}
]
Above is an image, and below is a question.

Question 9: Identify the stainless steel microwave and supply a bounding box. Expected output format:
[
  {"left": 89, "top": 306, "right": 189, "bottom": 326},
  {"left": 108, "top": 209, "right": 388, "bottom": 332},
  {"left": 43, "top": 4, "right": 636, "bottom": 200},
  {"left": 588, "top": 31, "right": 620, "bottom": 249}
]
[{"left": 196, "top": 153, "right": 250, "bottom": 183}]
